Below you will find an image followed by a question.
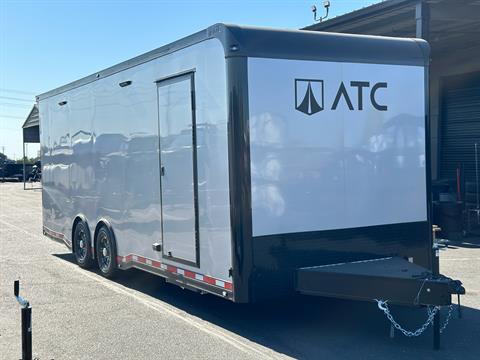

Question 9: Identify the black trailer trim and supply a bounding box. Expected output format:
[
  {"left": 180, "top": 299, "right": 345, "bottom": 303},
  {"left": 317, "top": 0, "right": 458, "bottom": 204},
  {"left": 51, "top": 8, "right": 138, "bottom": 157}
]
[
  {"left": 296, "top": 257, "right": 464, "bottom": 306},
  {"left": 247, "top": 221, "right": 431, "bottom": 302},
  {"left": 227, "top": 56, "right": 253, "bottom": 303},
  {"left": 154, "top": 68, "right": 196, "bottom": 84}
]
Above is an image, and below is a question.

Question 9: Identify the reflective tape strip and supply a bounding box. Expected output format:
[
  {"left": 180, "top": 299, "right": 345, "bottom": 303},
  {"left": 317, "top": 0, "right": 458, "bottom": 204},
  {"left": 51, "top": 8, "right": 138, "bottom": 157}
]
[
  {"left": 43, "top": 226, "right": 64, "bottom": 240},
  {"left": 43, "top": 226, "right": 71, "bottom": 247},
  {"left": 203, "top": 276, "right": 216, "bottom": 285},
  {"left": 117, "top": 254, "right": 232, "bottom": 291}
]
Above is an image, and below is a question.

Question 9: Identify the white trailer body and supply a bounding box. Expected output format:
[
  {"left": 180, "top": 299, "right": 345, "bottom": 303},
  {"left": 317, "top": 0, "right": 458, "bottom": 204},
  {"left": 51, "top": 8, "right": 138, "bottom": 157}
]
[
  {"left": 40, "top": 37, "right": 233, "bottom": 293},
  {"left": 39, "top": 24, "right": 456, "bottom": 305}
]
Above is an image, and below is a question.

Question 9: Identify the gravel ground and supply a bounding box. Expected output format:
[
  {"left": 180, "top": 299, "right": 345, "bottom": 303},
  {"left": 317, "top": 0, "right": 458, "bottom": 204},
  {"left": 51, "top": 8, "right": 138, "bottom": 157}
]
[{"left": 0, "top": 182, "right": 479, "bottom": 360}]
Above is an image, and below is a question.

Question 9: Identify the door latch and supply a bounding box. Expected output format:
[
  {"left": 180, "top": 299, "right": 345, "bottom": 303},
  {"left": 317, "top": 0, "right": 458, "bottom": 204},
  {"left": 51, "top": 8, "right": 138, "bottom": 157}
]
[{"left": 161, "top": 166, "right": 165, "bottom": 176}]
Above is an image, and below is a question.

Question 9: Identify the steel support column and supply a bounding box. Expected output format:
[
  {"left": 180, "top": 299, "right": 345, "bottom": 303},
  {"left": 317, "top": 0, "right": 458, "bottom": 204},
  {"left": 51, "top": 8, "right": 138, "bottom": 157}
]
[{"left": 416, "top": 1, "right": 430, "bottom": 40}]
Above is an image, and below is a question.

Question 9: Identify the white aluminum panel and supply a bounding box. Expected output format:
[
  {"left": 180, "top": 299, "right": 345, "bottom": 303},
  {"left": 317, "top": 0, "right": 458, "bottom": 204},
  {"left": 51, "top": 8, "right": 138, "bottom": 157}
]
[{"left": 248, "top": 58, "right": 427, "bottom": 236}]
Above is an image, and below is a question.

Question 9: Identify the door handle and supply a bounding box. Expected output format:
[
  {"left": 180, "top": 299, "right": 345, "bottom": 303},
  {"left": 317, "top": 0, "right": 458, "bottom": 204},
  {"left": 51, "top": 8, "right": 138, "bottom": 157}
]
[{"left": 161, "top": 166, "right": 165, "bottom": 176}]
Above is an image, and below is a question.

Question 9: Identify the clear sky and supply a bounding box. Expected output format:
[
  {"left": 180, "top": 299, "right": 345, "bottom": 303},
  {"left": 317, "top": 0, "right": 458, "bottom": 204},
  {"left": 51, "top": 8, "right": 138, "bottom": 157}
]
[{"left": 0, "top": 0, "right": 378, "bottom": 159}]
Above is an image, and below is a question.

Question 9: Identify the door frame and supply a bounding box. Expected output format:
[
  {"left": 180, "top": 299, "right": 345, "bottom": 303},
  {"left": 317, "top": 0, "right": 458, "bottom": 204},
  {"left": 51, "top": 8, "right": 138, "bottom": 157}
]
[{"left": 156, "top": 70, "right": 200, "bottom": 268}]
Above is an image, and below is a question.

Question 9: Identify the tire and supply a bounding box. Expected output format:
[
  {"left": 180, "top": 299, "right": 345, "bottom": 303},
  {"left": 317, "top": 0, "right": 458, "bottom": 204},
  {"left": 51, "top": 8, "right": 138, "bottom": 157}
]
[
  {"left": 95, "top": 225, "right": 118, "bottom": 278},
  {"left": 73, "top": 220, "right": 94, "bottom": 269}
]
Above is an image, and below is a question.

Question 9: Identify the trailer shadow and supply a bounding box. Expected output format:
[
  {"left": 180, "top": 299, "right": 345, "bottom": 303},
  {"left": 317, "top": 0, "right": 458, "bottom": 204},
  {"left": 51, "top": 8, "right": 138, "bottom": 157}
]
[{"left": 54, "top": 253, "right": 479, "bottom": 360}]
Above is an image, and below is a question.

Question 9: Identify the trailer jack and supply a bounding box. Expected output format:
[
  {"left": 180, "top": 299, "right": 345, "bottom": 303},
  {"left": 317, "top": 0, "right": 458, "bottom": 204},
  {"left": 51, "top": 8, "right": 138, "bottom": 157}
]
[{"left": 14, "top": 280, "right": 32, "bottom": 360}]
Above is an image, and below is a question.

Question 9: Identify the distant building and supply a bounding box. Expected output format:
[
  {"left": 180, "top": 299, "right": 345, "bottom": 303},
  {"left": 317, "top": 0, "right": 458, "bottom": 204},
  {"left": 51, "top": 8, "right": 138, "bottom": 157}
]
[{"left": 22, "top": 104, "right": 39, "bottom": 144}]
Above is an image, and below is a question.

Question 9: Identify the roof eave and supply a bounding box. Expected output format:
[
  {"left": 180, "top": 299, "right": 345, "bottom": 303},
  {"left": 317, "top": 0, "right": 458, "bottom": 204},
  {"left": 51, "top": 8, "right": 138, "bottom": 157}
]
[
  {"left": 22, "top": 104, "right": 39, "bottom": 129},
  {"left": 302, "top": 0, "right": 418, "bottom": 31}
]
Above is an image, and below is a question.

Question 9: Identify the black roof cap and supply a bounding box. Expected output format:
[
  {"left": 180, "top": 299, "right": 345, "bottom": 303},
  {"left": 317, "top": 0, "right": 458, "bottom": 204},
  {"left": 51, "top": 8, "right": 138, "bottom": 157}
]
[{"left": 38, "top": 23, "right": 429, "bottom": 101}]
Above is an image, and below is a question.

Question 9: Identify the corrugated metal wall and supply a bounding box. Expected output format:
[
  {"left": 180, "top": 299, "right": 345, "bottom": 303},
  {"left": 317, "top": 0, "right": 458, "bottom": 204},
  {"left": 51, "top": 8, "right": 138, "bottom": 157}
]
[{"left": 440, "top": 72, "right": 480, "bottom": 183}]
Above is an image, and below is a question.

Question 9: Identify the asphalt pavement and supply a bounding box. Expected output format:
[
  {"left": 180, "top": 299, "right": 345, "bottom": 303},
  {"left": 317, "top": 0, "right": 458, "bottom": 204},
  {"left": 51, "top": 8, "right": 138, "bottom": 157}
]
[{"left": 1, "top": 182, "right": 479, "bottom": 359}]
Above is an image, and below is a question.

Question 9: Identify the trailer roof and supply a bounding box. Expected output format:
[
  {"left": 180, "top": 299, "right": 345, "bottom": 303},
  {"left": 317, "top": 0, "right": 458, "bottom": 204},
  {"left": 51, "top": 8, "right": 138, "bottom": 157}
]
[{"left": 37, "top": 23, "right": 429, "bottom": 101}]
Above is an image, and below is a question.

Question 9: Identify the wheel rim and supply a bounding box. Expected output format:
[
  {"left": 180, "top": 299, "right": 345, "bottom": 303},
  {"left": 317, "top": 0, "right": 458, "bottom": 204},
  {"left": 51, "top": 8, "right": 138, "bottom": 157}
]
[
  {"left": 98, "top": 231, "right": 111, "bottom": 272},
  {"left": 75, "top": 226, "right": 88, "bottom": 261}
]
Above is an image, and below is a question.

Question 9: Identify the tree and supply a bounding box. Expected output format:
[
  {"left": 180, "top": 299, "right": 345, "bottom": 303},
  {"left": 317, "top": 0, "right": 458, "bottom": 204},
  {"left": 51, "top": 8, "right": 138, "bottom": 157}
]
[
  {"left": 15, "top": 156, "right": 40, "bottom": 164},
  {"left": 0, "top": 152, "right": 7, "bottom": 165}
]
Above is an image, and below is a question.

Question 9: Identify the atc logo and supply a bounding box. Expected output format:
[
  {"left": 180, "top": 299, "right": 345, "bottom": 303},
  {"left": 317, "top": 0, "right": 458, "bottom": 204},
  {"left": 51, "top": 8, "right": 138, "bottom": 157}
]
[
  {"left": 295, "top": 79, "right": 324, "bottom": 115},
  {"left": 295, "top": 78, "right": 389, "bottom": 115}
]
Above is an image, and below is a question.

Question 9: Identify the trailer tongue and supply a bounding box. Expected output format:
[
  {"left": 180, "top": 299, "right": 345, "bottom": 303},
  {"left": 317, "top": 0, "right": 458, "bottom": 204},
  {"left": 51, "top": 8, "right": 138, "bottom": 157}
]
[
  {"left": 295, "top": 256, "right": 465, "bottom": 348},
  {"left": 296, "top": 257, "right": 464, "bottom": 306}
]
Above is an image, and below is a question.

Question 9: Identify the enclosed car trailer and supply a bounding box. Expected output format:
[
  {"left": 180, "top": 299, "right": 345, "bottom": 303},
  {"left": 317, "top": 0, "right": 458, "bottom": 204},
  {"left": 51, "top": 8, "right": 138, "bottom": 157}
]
[{"left": 39, "top": 24, "right": 464, "bottom": 346}]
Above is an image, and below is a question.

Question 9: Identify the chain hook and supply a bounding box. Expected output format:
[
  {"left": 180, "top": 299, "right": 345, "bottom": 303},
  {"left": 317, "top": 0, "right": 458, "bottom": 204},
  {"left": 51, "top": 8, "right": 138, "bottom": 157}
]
[{"left": 374, "top": 299, "right": 388, "bottom": 312}]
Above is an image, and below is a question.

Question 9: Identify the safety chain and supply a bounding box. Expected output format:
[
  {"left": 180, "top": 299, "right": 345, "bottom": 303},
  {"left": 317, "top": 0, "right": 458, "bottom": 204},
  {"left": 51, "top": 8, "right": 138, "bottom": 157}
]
[
  {"left": 427, "top": 303, "right": 454, "bottom": 333},
  {"left": 440, "top": 304, "right": 454, "bottom": 334},
  {"left": 375, "top": 300, "right": 454, "bottom": 337}
]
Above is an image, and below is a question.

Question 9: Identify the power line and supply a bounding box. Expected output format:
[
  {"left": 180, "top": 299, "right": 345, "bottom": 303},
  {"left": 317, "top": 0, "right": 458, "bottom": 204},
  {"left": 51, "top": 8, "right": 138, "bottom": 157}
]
[
  {"left": 0, "top": 88, "right": 36, "bottom": 95},
  {"left": 0, "top": 114, "right": 25, "bottom": 119},
  {"left": 0, "top": 102, "right": 33, "bottom": 108},
  {"left": 0, "top": 96, "right": 33, "bottom": 102}
]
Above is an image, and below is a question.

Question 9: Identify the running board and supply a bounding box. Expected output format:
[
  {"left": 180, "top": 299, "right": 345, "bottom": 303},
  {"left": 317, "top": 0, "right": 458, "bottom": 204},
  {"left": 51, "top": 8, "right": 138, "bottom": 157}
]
[{"left": 295, "top": 257, "right": 465, "bottom": 307}]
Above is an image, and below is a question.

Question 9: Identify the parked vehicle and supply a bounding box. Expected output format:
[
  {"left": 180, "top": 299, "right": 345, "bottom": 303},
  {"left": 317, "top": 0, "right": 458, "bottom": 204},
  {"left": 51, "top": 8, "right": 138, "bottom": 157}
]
[
  {"left": 38, "top": 25, "right": 463, "bottom": 312},
  {"left": 0, "top": 163, "right": 33, "bottom": 182}
]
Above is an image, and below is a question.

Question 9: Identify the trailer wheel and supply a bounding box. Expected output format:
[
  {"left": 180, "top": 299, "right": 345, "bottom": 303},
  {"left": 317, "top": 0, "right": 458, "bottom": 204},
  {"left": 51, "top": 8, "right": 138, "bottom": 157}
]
[
  {"left": 95, "top": 225, "right": 117, "bottom": 278},
  {"left": 73, "top": 220, "right": 94, "bottom": 269}
]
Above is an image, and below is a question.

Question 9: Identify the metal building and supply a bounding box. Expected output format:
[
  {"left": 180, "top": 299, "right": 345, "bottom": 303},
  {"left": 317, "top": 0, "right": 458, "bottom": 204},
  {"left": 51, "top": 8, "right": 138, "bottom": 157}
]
[{"left": 21, "top": 104, "right": 41, "bottom": 189}]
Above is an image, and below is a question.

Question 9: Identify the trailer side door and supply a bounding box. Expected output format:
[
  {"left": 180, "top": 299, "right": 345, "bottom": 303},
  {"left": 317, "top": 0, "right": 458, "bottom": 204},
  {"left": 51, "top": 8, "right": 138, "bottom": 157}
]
[{"left": 157, "top": 72, "right": 199, "bottom": 266}]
